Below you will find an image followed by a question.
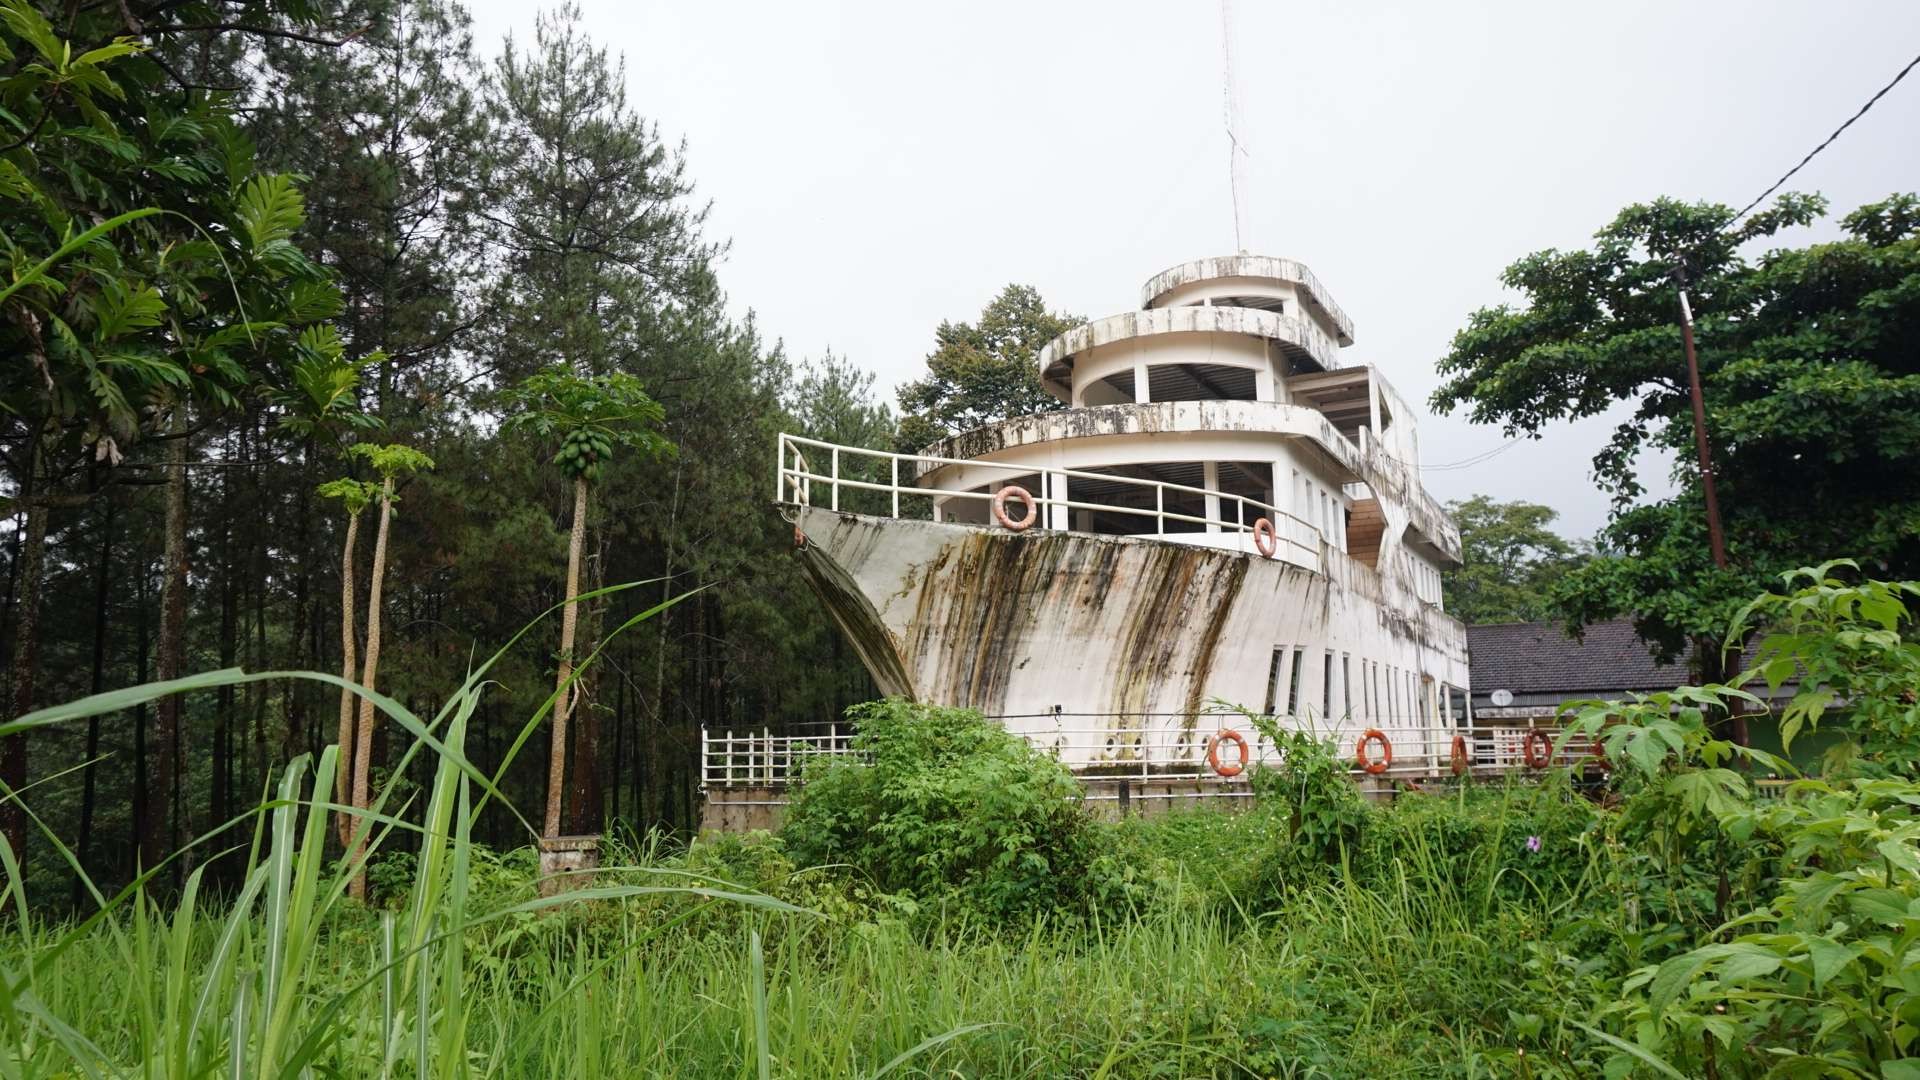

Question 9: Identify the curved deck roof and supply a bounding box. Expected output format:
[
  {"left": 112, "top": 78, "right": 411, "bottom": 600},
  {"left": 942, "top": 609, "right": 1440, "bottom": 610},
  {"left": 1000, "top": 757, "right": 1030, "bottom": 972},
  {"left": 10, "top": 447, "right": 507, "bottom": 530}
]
[{"left": 1140, "top": 255, "right": 1355, "bottom": 347}]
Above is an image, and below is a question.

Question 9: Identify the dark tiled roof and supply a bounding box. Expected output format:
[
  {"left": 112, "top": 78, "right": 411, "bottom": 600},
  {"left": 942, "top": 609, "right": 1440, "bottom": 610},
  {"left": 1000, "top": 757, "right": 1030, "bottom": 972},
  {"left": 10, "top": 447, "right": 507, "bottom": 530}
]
[{"left": 1468, "top": 619, "right": 1693, "bottom": 697}]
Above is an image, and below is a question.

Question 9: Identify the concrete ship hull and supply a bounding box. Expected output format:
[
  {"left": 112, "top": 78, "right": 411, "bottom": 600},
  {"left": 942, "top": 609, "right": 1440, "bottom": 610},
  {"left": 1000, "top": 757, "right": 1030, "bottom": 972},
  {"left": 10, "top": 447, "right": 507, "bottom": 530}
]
[{"left": 790, "top": 504, "right": 1470, "bottom": 764}]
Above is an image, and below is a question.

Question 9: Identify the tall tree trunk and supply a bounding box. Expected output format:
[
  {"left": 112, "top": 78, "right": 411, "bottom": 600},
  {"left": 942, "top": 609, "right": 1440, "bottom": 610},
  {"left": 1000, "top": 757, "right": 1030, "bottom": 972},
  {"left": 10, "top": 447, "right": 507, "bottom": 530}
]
[
  {"left": 545, "top": 475, "right": 589, "bottom": 838},
  {"left": 349, "top": 478, "right": 394, "bottom": 899},
  {"left": 1, "top": 431, "right": 49, "bottom": 859},
  {"left": 611, "top": 652, "right": 624, "bottom": 828},
  {"left": 333, "top": 508, "right": 362, "bottom": 848},
  {"left": 145, "top": 407, "right": 189, "bottom": 879},
  {"left": 568, "top": 528, "right": 607, "bottom": 833},
  {"left": 130, "top": 556, "right": 151, "bottom": 881},
  {"left": 74, "top": 497, "right": 115, "bottom": 908},
  {"left": 283, "top": 436, "right": 317, "bottom": 760},
  {"left": 210, "top": 440, "right": 237, "bottom": 886},
  {"left": 246, "top": 415, "right": 270, "bottom": 791}
]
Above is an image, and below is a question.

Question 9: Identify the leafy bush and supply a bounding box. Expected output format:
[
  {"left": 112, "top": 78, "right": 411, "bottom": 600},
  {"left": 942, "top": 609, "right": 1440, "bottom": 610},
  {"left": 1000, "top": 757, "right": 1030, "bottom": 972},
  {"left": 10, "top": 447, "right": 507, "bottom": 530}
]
[
  {"left": 780, "top": 699, "right": 1107, "bottom": 921},
  {"left": 1358, "top": 778, "right": 1599, "bottom": 906},
  {"left": 1569, "top": 565, "right": 1920, "bottom": 1075}
]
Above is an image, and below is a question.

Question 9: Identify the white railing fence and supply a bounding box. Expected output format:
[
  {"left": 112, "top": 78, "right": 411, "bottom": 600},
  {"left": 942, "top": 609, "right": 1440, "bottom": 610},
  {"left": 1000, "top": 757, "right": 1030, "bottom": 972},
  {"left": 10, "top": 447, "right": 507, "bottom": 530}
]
[
  {"left": 701, "top": 719, "right": 1599, "bottom": 789},
  {"left": 776, "top": 432, "right": 1323, "bottom": 571}
]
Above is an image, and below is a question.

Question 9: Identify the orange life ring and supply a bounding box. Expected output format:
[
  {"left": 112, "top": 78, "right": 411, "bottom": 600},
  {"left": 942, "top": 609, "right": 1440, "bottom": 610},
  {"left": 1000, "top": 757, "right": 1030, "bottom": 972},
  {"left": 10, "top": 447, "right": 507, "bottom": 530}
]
[
  {"left": 1450, "top": 733, "right": 1469, "bottom": 776},
  {"left": 1206, "top": 729, "right": 1249, "bottom": 777},
  {"left": 992, "top": 485, "right": 1037, "bottom": 531},
  {"left": 1588, "top": 731, "right": 1612, "bottom": 770},
  {"left": 1354, "top": 728, "right": 1392, "bottom": 775},
  {"left": 1522, "top": 729, "right": 1555, "bottom": 769},
  {"left": 1252, "top": 517, "right": 1277, "bottom": 558}
]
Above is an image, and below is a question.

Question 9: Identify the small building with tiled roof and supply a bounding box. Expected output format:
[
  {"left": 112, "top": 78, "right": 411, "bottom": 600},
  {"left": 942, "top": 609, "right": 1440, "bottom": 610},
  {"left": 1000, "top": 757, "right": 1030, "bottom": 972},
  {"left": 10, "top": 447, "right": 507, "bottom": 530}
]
[
  {"left": 1467, "top": 619, "right": 1694, "bottom": 721},
  {"left": 1464, "top": 620, "right": 1818, "bottom": 766}
]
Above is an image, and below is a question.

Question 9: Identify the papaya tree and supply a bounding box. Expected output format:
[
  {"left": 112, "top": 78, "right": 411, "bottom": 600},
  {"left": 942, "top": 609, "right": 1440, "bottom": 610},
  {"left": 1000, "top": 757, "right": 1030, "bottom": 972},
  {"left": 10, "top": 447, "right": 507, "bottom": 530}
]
[
  {"left": 316, "top": 476, "right": 380, "bottom": 847},
  {"left": 501, "top": 369, "right": 668, "bottom": 839},
  {"left": 342, "top": 442, "right": 433, "bottom": 895}
]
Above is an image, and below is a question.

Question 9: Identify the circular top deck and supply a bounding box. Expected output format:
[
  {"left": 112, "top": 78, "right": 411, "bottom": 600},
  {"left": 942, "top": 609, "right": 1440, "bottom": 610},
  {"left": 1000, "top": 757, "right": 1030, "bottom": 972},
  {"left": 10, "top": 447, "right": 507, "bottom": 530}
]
[{"left": 1140, "top": 255, "right": 1355, "bottom": 347}]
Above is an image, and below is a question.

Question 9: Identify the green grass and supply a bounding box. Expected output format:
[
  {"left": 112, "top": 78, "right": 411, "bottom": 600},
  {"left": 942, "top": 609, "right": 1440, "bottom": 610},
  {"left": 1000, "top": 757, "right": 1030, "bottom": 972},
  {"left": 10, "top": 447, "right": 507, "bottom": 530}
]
[
  {"left": 0, "top": 649, "right": 1623, "bottom": 1077},
  {"left": 1, "top": 784, "right": 1617, "bottom": 1077},
  {"left": 17, "top": 855, "right": 1587, "bottom": 1078}
]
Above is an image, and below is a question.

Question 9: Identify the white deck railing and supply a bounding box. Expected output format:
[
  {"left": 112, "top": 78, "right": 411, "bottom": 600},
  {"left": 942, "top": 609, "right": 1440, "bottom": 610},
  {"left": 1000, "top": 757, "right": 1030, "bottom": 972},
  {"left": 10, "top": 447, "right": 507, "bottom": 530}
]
[
  {"left": 700, "top": 720, "right": 1597, "bottom": 789},
  {"left": 777, "top": 433, "right": 1324, "bottom": 572}
]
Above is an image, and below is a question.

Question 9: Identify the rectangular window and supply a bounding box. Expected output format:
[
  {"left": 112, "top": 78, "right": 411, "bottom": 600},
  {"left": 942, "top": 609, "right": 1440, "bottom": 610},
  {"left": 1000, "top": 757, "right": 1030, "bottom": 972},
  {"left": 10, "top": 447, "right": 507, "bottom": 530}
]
[
  {"left": 1286, "top": 650, "right": 1305, "bottom": 716},
  {"left": 1341, "top": 654, "right": 1353, "bottom": 719},
  {"left": 1264, "top": 647, "right": 1288, "bottom": 715},
  {"left": 1388, "top": 666, "right": 1398, "bottom": 722},
  {"left": 1322, "top": 651, "right": 1334, "bottom": 719}
]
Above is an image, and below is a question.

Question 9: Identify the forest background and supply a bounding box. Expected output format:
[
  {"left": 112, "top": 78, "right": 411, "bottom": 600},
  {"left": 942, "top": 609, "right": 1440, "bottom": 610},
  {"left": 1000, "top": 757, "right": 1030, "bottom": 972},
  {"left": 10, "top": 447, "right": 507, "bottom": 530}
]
[{"left": 0, "top": 0, "right": 907, "bottom": 901}]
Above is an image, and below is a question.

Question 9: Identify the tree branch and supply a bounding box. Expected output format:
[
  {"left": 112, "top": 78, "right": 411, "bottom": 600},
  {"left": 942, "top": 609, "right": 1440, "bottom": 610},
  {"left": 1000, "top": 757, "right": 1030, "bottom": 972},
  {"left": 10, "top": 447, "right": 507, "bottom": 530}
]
[{"left": 142, "top": 21, "right": 370, "bottom": 49}]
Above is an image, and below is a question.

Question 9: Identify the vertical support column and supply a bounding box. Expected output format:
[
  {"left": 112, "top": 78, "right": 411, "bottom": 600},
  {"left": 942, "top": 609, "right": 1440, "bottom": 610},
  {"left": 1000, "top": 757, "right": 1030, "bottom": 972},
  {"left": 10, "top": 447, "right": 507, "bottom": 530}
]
[
  {"left": 1047, "top": 472, "right": 1070, "bottom": 531},
  {"left": 1368, "top": 369, "right": 1382, "bottom": 447},
  {"left": 890, "top": 456, "right": 899, "bottom": 518},
  {"left": 1203, "top": 461, "right": 1221, "bottom": 534},
  {"left": 1134, "top": 363, "right": 1151, "bottom": 404}
]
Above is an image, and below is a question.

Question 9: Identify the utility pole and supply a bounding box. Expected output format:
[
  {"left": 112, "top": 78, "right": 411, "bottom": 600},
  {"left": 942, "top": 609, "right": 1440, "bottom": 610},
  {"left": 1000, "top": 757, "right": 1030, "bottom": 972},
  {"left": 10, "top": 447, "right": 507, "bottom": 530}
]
[
  {"left": 1677, "top": 280, "right": 1745, "bottom": 747},
  {"left": 1676, "top": 285, "right": 1729, "bottom": 569}
]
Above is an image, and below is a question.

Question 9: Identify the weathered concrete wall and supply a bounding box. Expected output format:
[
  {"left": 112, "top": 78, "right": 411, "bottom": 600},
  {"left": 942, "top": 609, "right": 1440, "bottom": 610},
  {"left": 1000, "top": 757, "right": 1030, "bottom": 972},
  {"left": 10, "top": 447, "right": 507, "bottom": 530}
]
[
  {"left": 789, "top": 505, "right": 1470, "bottom": 765},
  {"left": 1035, "top": 307, "right": 1339, "bottom": 394},
  {"left": 699, "top": 788, "right": 788, "bottom": 834},
  {"left": 696, "top": 776, "right": 1416, "bottom": 835},
  {"left": 1139, "top": 255, "right": 1356, "bottom": 346}
]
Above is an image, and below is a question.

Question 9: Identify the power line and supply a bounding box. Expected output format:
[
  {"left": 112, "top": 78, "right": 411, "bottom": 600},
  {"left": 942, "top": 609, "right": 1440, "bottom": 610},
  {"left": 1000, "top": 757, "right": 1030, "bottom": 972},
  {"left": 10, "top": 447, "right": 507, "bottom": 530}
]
[
  {"left": 1421, "top": 438, "right": 1521, "bottom": 472},
  {"left": 1671, "top": 46, "right": 1920, "bottom": 578},
  {"left": 1725, "top": 48, "right": 1920, "bottom": 228}
]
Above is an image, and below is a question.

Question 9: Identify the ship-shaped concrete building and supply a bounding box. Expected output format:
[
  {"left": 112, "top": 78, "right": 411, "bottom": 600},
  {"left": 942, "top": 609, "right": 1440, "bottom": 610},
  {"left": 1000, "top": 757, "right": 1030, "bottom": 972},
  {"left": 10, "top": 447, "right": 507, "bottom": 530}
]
[{"left": 767, "top": 254, "right": 1474, "bottom": 780}]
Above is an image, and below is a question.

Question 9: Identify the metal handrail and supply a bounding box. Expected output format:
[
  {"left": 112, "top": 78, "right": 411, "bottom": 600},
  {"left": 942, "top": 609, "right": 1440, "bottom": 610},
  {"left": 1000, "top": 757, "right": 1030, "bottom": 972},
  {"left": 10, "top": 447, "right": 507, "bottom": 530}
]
[
  {"left": 700, "top": 722, "right": 1597, "bottom": 788},
  {"left": 776, "top": 432, "right": 1324, "bottom": 565}
]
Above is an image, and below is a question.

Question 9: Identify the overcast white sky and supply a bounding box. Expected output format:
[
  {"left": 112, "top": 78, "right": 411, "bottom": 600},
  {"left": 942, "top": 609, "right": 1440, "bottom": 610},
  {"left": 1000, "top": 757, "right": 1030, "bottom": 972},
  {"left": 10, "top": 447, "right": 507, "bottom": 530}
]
[{"left": 469, "top": 0, "right": 1920, "bottom": 538}]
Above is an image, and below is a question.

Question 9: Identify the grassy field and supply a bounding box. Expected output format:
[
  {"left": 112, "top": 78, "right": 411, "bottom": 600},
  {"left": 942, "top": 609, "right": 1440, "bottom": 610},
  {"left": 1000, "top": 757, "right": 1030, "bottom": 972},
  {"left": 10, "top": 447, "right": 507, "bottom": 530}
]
[
  {"left": 13, "top": 803, "right": 1608, "bottom": 1079},
  {"left": 8, "top": 571, "right": 1920, "bottom": 1079}
]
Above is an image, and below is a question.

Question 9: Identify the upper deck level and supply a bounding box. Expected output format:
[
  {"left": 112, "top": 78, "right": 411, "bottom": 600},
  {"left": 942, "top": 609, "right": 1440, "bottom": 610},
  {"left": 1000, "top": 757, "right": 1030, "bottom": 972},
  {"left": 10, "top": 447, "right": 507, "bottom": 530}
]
[
  {"left": 1030, "top": 255, "right": 1422, "bottom": 470},
  {"left": 777, "top": 254, "right": 1464, "bottom": 615}
]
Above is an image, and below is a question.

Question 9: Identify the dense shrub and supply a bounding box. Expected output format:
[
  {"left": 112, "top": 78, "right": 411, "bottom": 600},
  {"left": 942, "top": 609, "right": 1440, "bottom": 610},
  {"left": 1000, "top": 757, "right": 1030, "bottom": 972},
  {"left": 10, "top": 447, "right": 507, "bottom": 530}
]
[
  {"left": 780, "top": 699, "right": 1109, "bottom": 921},
  {"left": 1358, "top": 777, "right": 1599, "bottom": 905}
]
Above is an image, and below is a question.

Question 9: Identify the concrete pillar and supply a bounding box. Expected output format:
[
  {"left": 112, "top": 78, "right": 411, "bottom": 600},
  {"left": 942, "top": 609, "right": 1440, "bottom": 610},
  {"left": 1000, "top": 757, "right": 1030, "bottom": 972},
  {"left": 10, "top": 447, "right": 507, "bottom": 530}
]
[
  {"left": 1046, "top": 472, "right": 1070, "bottom": 530},
  {"left": 1134, "top": 363, "right": 1151, "bottom": 403},
  {"left": 1203, "top": 461, "right": 1221, "bottom": 533},
  {"left": 1368, "top": 369, "right": 1381, "bottom": 442}
]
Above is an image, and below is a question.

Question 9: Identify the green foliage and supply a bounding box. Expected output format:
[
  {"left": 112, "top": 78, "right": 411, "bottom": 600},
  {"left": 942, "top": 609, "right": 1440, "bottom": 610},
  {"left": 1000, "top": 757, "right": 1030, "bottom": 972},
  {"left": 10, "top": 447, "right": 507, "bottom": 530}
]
[
  {"left": 316, "top": 476, "right": 380, "bottom": 517},
  {"left": 22, "top": 564, "right": 1920, "bottom": 1077},
  {"left": 347, "top": 440, "right": 435, "bottom": 483},
  {"left": 895, "top": 284, "right": 1080, "bottom": 449},
  {"left": 499, "top": 367, "right": 669, "bottom": 483},
  {"left": 1443, "top": 494, "right": 1587, "bottom": 624},
  {"left": 780, "top": 699, "right": 1105, "bottom": 922},
  {"left": 0, "top": 0, "right": 361, "bottom": 451},
  {"left": 1239, "top": 710, "right": 1370, "bottom": 882},
  {"left": 1433, "top": 193, "right": 1920, "bottom": 663},
  {"left": 1731, "top": 560, "right": 1920, "bottom": 772}
]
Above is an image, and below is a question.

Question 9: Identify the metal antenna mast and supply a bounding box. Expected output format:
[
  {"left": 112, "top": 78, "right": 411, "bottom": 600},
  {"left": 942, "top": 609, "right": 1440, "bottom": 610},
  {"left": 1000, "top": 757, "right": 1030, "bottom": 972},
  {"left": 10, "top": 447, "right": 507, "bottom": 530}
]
[{"left": 1220, "top": 0, "right": 1249, "bottom": 253}]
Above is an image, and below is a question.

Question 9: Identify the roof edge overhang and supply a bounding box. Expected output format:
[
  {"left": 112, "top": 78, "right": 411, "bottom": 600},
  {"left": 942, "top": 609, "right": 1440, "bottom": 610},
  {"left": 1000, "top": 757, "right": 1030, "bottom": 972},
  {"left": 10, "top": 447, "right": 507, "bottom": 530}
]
[
  {"left": 1035, "top": 306, "right": 1341, "bottom": 397},
  {"left": 1139, "top": 255, "right": 1355, "bottom": 346}
]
